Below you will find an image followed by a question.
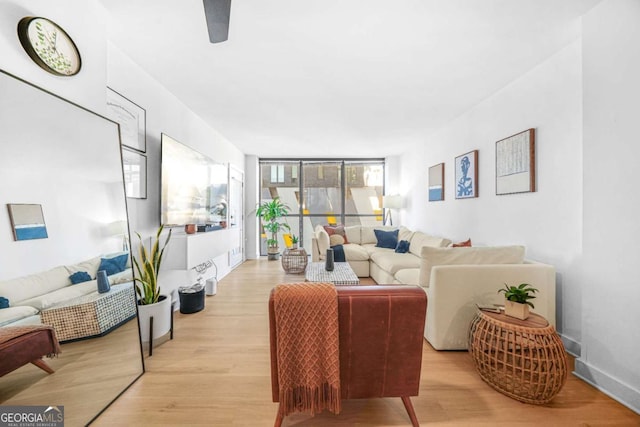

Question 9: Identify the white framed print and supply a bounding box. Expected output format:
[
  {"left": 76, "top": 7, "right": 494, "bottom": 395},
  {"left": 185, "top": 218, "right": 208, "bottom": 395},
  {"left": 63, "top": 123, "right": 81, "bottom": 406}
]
[
  {"left": 122, "top": 148, "right": 147, "bottom": 199},
  {"left": 106, "top": 87, "right": 146, "bottom": 152}
]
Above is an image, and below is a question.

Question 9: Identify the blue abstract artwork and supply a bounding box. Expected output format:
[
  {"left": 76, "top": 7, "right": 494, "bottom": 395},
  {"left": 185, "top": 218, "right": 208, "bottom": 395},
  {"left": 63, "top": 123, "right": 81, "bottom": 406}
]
[
  {"left": 7, "top": 204, "right": 48, "bottom": 241},
  {"left": 455, "top": 150, "right": 478, "bottom": 199}
]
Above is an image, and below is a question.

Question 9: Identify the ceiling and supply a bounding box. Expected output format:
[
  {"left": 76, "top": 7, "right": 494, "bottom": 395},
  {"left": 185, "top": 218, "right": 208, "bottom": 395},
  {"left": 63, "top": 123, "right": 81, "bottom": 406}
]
[{"left": 101, "top": 0, "right": 599, "bottom": 158}]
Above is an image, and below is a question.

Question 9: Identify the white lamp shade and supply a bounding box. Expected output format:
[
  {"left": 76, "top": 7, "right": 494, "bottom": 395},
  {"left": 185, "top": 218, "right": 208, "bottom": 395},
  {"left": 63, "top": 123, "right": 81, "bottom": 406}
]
[{"left": 382, "top": 195, "right": 402, "bottom": 209}]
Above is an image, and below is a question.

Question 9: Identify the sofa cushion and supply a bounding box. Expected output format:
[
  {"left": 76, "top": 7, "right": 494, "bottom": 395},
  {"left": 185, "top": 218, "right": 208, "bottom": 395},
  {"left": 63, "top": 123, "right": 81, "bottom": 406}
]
[
  {"left": 398, "top": 226, "right": 414, "bottom": 243},
  {"left": 394, "top": 268, "right": 419, "bottom": 286},
  {"left": 329, "top": 234, "right": 345, "bottom": 246},
  {"left": 452, "top": 238, "right": 472, "bottom": 247},
  {"left": 343, "top": 244, "right": 370, "bottom": 261},
  {"left": 409, "top": 232, "right": 452, "bottom": 256},
  {"left": 344, "top": 226, "right": 361, "bottom": 245},
  {"left": 370, "top": 251, "right": 421, "bottom": 275},
  {"left": 69, "top": 271, "right": 92, "bottom": 285},
  {"left": 0, "top": 297, "right": 9, "bottom": 308},
  {"left": 361, "top": 226, "right": 397, "bottom": 245},
  {"left": 99, "top": 253, "right": 129, "bottom": 276},
  {"left": 65, "top": 256, "right": 101, "bottom": 278},
  {"left": 18, "top": 280, "right": 98, "bottom": 311},
  {"left": 374, "top": 229, "right": 399, "bottom": 249},
  {"left": 0, "top": 266, "right": 71, "bottom": 305},
  {"left": 0, "top": 305, "right": 39, "bottom": 327},
  {"left": 324, "top": 225, "right": 349, "bottom": 244},
  {"left": 395, "top": 240, "right": 410, "bottom": 253},
  {"left": 419, "top": 245, "right": 526, "bottom": 287}
]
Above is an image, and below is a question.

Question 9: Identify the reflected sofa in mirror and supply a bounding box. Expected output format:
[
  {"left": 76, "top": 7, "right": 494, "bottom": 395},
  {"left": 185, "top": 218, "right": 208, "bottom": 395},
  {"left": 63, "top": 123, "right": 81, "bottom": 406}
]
[{"left": 0, "top": 70, "right": 144, "bottom": 426}]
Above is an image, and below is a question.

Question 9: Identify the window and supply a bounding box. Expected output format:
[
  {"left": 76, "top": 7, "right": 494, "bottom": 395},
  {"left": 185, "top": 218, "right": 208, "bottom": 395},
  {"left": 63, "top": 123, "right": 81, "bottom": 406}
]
[{"left": 259, "top": 159, "right": 385, "bottom": 255}]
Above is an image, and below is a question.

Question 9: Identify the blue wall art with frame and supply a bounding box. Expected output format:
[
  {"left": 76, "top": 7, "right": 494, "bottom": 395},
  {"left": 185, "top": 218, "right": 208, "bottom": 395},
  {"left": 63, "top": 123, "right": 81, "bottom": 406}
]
[
  {"left": 428, "top": 163, "right": 445, "bottom": 201},
  {"left": 7, "top": 203, "right": 48, "bottom": 241},
  {"left": 455, "top": 150, "right": 479, "bottom": 199}
]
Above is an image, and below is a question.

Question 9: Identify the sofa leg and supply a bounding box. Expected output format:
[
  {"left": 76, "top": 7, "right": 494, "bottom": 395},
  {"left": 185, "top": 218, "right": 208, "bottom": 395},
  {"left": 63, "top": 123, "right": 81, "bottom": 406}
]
[
  {"left": 31, "top": 358, "right": 54, "bottom": 374},
  {"left": 401, "top": 396, "right": 420, "bottom": 427},
  {"left": 273, "top": 404, "right": 284, "bottom": 427}
]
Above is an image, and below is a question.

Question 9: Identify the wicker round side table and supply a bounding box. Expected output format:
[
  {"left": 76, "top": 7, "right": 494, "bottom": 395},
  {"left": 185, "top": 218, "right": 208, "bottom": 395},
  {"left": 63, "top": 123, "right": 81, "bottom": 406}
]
[
  {"left": 281, "top": 247, "right": 308, "bottom": 274},
  {"left": 468, "top": 309, "right": 568, "bottom": 404}
]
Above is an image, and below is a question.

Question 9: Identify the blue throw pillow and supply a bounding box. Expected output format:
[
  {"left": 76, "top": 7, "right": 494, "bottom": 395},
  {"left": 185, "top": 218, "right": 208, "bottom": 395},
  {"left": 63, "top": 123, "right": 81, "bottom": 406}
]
[
  {"left": 69, "top": 271, "right": 92, "bottom": 284},
  {"left": 395, "top": 239, "right": 410, "bottom": 253},
  {"left": 0, "top": 297, "right": 9, "bottom": 309},
  {"left": 374, "top": 229, "right": 399, "bottom": 249},
  {"left": 99, "top": 253, "right": 129, "bottom": 276}
]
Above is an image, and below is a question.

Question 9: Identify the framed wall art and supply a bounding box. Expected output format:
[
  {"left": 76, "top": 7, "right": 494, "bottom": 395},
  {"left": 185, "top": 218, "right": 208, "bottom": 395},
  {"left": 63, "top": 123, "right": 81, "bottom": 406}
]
[
  {"left": 496, "top": 129, "right": 535, "bottom": 195},
  {"left": 106, "top": 87, "right": 146, "bottom": 152},
  {"left": 7, "top": 203, "right": 48, "bottom": 241},
  {"left": 122, "top": 148, "right": 147, "bottom": 199},
  {"left": 428, "top": 163, "right": 445, "bottom": 201},
  {"left": 455, "top": 150, "right": 478, "bottom": 199}
]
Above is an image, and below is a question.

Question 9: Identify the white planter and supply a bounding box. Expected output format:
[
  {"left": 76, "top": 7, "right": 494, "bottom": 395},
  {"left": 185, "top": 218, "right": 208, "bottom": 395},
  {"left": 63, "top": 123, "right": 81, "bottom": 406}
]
[
  {"left": 138, "top": 295, "right": 172, "bottom": 342},
  {"left": 504, "top": 299, "right": 530, "bottom": 320}
]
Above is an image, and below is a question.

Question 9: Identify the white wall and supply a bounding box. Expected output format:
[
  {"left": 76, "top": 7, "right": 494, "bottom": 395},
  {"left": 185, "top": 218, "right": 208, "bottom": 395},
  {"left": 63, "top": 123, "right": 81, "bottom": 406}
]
[
  {"left": 0, "top": 0, "right": 247, "bottom": 282},
  {"left": 106, "top": 44, "right": 245, "bottom": 281},
  {"left": 0, "top": 0, "right": 108, "bottom": 113},
  {"left": 398, "top": 1, "right": 640, "bottom": 412},
  {"left": 400, "top": 39, "right": 584, "bottom": 349},
  {"left": 578, "top": 0, "right": 640, "bottom": 412}
]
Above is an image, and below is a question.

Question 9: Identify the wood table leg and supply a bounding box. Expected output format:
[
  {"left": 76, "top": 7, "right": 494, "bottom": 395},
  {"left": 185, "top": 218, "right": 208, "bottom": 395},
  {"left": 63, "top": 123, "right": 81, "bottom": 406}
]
[
  {"left": 273, "top": 403, "right": 284, "bottom": 427},
  {"left": 401, "top": 396, "right": 420, "bottom": 427},
  {"left": 31, "top": 358, "right": 55, "bottom": 374}
]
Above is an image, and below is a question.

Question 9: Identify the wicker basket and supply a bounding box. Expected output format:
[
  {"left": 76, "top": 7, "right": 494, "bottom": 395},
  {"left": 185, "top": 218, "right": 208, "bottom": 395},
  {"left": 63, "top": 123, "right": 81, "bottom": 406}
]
[
  {"left": 281, "top": 248, "right": 308, "bottom": 274},
  {"left": 468, "top": 309, "right": 568, "bottom": 404}
]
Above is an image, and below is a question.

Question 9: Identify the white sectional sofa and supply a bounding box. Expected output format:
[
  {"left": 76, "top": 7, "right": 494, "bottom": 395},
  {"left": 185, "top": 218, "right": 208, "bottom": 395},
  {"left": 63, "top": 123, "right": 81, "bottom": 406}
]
[
  {"left": 0, "top": 253, "right": 133, "bottom": 327},
  {"left": 310, "top": 225, "right": 556, "bottom": 350}
]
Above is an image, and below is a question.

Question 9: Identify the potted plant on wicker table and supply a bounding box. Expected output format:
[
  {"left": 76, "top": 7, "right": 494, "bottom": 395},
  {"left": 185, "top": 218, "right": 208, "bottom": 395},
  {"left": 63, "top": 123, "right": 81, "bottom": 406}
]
[
  {"left": 134, "top": 224, "right": 172, "bottom": 346},
  {"left": 498, "top": 283, "right": 538, "bottom": 320},
  {"left": 256, "top": 197, "right": 290, "bottom": 260}
]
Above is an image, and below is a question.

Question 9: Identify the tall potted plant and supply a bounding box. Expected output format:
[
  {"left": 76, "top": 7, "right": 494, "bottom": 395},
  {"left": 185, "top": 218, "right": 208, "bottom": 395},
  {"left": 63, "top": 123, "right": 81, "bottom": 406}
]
[
  {"left": 256, "top": 197, "right": 290, "bottom": 260},
  {"left": 134, "top": 225, "right": 173, "bottom": 343}
]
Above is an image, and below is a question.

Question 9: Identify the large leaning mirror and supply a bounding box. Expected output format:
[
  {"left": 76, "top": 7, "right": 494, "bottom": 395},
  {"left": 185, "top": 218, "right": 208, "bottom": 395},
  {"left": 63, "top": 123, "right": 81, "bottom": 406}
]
[{"left": 0, "top": 70, "right": 144, "bottom": 426}]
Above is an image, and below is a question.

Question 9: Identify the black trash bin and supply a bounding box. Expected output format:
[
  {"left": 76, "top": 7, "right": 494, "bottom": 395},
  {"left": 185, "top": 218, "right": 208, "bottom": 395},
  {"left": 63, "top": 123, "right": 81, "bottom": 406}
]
[{"left": 178, "top": 285, "right": 205, "bottom": 314}]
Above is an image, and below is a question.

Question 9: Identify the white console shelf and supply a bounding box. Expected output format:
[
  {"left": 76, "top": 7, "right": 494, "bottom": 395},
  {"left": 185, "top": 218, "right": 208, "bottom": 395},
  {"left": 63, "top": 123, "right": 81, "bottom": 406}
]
[
  {"left": 163, "top": 229, "right": 234, "bottom": 271},
  {"left": 159, "top": 229, "right": 236, "bottom": 309}
]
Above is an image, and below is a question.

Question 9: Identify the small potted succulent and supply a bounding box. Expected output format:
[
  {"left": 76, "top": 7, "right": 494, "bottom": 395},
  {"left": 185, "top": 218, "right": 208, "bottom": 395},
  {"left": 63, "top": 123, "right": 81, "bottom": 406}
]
[
  {"left": 290, "top": 235, "right": 299, "bottom": 250},
  {"left": 498, "top": 283, "right": 538, "bottom": 320}
]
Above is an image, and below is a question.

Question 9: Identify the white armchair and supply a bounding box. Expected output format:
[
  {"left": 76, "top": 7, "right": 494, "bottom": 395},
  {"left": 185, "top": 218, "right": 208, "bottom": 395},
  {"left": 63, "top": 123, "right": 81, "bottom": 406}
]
[{"left": 419, "top": 246, "right": 556, "bottom": 350}]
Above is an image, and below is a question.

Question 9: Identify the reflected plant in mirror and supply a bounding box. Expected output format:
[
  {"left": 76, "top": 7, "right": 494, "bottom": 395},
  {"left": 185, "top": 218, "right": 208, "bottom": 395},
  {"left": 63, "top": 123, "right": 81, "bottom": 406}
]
[{"left": 0, "top": 70, "right": 144, "bottom": 426}]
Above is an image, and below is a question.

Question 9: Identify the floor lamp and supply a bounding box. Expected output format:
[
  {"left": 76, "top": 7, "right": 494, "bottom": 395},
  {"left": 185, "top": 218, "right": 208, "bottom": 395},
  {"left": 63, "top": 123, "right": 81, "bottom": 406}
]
[{"left": 382, "top": 195, "right": 402, "bottom": 226}]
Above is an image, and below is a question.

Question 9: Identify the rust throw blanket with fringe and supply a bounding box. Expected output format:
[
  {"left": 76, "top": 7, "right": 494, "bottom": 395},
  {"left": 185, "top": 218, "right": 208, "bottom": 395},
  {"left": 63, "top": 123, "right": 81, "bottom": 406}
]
[
  {"left": 0, "top": 325, "right": 61, "bottom": 357},
  {"left": 273, "top": 282, "right": 341, "bottom": 416}
]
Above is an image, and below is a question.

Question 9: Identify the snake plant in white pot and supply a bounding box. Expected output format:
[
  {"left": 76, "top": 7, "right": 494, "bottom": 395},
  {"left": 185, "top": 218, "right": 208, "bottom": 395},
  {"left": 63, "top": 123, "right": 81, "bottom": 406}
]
[{"left": 134, "top": 225, "right": 172, "bottom": 344}]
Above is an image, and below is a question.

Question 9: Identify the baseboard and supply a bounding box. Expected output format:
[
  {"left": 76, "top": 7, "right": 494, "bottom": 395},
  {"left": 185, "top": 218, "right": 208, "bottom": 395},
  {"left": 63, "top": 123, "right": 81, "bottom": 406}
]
[
  {"left": 573, "top": 358, "right": 640, "bottom": 415},
  {"left": 560, "top": 333, "right": 581, "bottom": 357}
]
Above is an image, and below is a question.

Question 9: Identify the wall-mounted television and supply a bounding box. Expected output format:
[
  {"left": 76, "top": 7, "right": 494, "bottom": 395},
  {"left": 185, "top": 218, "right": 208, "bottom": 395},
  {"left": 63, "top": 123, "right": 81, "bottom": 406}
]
[{"left": 161, "top": 133, "right": 228, "bottom": 226}]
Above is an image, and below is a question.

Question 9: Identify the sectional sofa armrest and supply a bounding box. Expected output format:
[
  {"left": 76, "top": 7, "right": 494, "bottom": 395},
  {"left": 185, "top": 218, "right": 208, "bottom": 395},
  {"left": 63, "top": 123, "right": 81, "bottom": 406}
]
[
  {"left": 310, "top": 237, "right": 321, "bottom": 262},
  {"left": 424, "top": 263, "right": 556, "bottom": 350}
]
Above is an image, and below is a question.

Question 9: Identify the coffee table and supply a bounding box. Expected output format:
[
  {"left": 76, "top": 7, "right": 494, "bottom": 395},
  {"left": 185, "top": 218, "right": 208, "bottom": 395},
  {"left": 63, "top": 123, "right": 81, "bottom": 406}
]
[
  {"left": 305, "top": 262, "right": 359, "bottom": 285},
  {"left": 40, "top": 282, "right": 137, "bottom": 342}
]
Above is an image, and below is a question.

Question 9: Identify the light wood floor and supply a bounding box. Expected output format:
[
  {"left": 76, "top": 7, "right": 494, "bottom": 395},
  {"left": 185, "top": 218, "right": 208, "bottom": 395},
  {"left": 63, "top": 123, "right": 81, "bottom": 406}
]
[{"left": 94, "top": 259, "right": 640, "bottom": 426}]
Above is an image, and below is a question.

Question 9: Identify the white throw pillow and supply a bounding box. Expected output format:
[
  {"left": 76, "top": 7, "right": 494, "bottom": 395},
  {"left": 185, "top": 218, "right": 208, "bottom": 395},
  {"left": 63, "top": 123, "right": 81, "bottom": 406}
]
[{"left": 419, "top": 245, "right": 525, "bottom": 287}]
